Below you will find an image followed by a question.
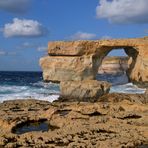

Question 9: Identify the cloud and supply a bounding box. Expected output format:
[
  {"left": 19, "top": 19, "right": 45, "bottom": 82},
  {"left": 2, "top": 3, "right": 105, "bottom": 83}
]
[
  {"left": 96, "top": 0, "right": 148, "bottom": 24},
  {"left": 0, "top": 50, "right": 6, "bottom": 55},
  {"left": 3, "top": 18, "right": 48, "bottom": 38},
  {"left": 17, "top": 42, "right": 47, "bottom": 52},
  {"left": 37, "top": 46, "right": 47, "bottom": 52},
  {"left": 70, "top": 31, "right": 96, "bottom": 40},
  {"left": 17, "top": 42, "right": 37, "bottom": 49},
  {"left": 0, "top": 0, "right": 30, "bottom": 13},
  {"left": 0, "top": 50, "right": 17, "bottom": 56}
]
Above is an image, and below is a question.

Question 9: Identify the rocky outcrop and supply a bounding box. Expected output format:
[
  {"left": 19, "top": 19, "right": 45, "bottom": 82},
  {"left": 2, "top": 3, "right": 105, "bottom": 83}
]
[
  {"left": 60, "top": 80, "right": 111, "bottom": 102},
  {"left": 98, "top": 56, "right": 128, "bottom": 74},
  {"left": 40, "top": 37, "right": 148, "bottom": 87},
  {"left": 0, "top": 96, "right": 147, "bottom": 147}
]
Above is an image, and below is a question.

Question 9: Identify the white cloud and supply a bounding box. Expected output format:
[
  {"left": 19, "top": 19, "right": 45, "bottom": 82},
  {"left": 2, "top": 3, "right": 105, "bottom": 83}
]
[
  {"left": 37, "top": 46, "right": 47, "bottom": 52},
  {"left": 17, "top": 42, "right": 37, "bottom": 49},
  {"left": 0, "top": 50, "right": 6, "bottom": 55},
  {"left": 96, "top": 0, "right": 148, "bottom": 24},
  {"left": 17, "top": 42, "right": 47, "bottom": 52},
  {"left": 0, "top": 50, "right": 17, "bottom": 56},
  {"left": 70, "top": 31, "right": 96, "bottom": 40},
  {"left": 0, "top": 0, "right": 30, "bottom": 13},
  {"left": 3, "top": 18, "right": 47, "bottom": 38}
]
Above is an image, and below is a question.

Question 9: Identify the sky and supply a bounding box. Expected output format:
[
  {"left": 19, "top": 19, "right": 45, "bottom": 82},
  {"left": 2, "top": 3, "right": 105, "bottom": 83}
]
[{"left": 0, "top": 0, "right": 148, "bottom": 71}]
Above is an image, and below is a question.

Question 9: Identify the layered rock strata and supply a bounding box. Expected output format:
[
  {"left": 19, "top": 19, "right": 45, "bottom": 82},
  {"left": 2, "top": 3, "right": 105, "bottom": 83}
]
[
  {"left": 98, "top": 56, "right": 128, "bottom": 74},
  {"left": 0, "top": 94, "right": 147, "bottom": 148},
  {"left": 40, "top": 55, "right": 95, "bottom": 82}
]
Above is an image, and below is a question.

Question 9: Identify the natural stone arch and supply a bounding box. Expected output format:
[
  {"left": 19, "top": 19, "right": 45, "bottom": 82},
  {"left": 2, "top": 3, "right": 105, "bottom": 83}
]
[
  {"left": 92, "top": 46, "right": 138, "bottom": 82},
  {"left": 40, "top": 37, "right": 148, "bottom": 87}
]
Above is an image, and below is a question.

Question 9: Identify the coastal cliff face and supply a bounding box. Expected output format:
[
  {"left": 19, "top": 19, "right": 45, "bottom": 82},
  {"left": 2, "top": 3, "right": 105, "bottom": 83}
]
[
  {"left": 40, "top": 37, "right": 148, "bottom": 87},
  {"left": 98, "top": 56, "right": 128, "bottom": 74}
]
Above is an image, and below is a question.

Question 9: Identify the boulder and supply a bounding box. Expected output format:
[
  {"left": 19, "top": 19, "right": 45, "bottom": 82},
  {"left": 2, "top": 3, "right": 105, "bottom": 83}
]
[
  {"left": 40, "top": 55, "right": 96, "bottom": 82},
  {"left": 60, "top": 80, "right": 111, "bottom": 102}
]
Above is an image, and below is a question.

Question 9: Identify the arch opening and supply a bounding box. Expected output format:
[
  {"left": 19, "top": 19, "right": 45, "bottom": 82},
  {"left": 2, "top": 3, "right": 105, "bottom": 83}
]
[
  {"left": 96, "top": 48, "right": 129, "bottom": 85},
  {"left": 93, "top": 46, "right": 146, "bottom": 94}
]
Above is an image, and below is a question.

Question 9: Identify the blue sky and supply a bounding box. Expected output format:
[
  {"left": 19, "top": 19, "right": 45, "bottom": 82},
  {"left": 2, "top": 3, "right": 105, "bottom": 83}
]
[{"left": 0, "top": 0, "right": 147, "bottom": 71}]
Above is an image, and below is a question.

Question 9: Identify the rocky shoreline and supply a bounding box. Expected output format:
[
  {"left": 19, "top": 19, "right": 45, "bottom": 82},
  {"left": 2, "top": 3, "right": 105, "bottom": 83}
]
[
  {"left": 0, "top": 92, "right": 147, "bottom": 148},
  {"left": 0, "top": 37, "right": 147, "bottom": 147}
]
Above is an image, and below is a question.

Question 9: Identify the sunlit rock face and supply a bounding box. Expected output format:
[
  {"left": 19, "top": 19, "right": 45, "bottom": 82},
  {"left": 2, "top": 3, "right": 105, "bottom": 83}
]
[
  {"left": 40, "top": 55, "right": 95, "bottom": 82},
  {"left": 40, "top": 37, "right": 148, "bottom": 87}
]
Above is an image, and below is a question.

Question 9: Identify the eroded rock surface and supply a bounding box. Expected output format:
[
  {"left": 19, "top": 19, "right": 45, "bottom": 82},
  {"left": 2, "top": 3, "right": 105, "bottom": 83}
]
[
  {"left": 0, "top": 95, "right": 148, "bottom": 148},
  {"left": 60, "top": 80, "right": 111, "bottom": 102}
]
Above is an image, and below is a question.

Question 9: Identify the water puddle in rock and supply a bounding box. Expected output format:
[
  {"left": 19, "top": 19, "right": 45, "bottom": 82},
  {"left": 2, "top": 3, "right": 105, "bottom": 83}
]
[
  {"left": 12, "top": 119, "right": 59, "bottom": 134},
  {"left": 138, "top": 145, "right": 148, "bottom": 148}
]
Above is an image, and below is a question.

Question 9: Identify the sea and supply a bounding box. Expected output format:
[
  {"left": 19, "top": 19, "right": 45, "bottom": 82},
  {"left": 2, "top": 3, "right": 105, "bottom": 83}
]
[{"left": 0, "top": 71, "right": 146, "bottom": 103}]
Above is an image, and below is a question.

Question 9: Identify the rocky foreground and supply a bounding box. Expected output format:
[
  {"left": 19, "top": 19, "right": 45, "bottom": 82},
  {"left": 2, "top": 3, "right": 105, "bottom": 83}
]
[{"left": 0, "top": 92, "right": 148, "bottom": 148}]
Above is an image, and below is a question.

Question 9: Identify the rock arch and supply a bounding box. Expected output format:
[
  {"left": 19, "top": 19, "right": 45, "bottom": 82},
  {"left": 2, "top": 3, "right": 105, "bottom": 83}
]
[{"left": 40, "top": 37, "right": 148, "bottom": 87}]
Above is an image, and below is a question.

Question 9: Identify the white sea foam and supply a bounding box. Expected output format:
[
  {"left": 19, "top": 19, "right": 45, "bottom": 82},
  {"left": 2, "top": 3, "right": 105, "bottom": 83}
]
[
  {"left": 0, "top": 94, "right": 59, "bottom": 103},
  {"left": 0, "top": 82, "right": 60, "bottom": 103},
  {"left": 110, "top": 83, "right": 146, "bottom": 94},
  {"left": 0, "top": 74, "right": 146, "bottom": 103}
]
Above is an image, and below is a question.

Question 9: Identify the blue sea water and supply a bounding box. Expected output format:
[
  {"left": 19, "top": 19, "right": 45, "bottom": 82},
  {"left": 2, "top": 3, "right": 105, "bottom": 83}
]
[
  {"left": 0, "top": 71, "right": 146, "bottom": 102},
  {"left": 96, "top": 73, "right": 146, "bottom": 94},
  {"left": 0, "top": 71, "right": 60, "bottom": 102}
]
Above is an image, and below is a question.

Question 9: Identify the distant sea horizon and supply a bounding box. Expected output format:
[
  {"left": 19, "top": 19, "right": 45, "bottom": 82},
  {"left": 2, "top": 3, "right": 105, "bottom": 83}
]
[{"left": 0, "top": 70, "right": 42, "bottom": 72}]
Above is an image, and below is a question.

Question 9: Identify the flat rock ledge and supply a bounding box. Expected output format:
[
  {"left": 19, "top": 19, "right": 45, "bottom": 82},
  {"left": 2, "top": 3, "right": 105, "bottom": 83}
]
[{"left": 0, "top": 93, "right": 148, "bottom": 148}]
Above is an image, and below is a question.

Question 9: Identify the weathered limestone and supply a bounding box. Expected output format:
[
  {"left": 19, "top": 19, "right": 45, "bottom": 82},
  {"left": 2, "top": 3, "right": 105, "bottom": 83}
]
[
  {"left": 40, "top": 37, "right": 148, "bottom": 100},
  {"left": 48, "top": 41, "right": 101, "bottom": 56},
  {"left": 40, "top": 37, "right": 148, "bottom": 87},
  {"left": 0, "top": 98, "right": 148, "bottom": 147},
  {"left": 60, "top": 80, "right": 111, "bottom": 102},
  {"left": 126, "top": 45, "right": 148, "bottom": 87},
  {"left": 40, "top": 55, "right": 95, "bottom": 82}
]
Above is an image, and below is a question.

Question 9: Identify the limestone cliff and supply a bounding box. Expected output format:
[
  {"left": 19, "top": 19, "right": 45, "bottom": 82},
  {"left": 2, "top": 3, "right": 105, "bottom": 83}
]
[{"left": 98, "top": 56, "right": 128, "bottom": 74}]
